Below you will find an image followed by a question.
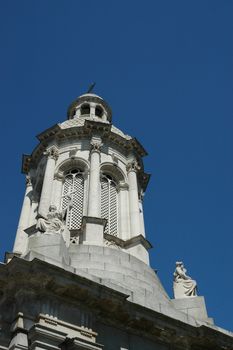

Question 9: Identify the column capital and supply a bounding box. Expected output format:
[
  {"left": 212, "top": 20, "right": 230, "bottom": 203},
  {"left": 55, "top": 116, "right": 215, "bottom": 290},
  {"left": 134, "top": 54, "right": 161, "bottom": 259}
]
[
  {"left": 44, "top": 146, "right": 59, "bottom": 160},
  {"left": 90, "top": 139, "right": 102, "bottom": 154},
  {"left": 126, "top": 161, "right": 141, "bottom": 173}
]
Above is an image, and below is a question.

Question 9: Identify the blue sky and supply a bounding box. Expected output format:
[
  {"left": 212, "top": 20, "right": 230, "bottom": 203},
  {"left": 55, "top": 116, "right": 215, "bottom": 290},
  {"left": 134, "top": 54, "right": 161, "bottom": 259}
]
[{"left": 0, "top": 1, "right": 232, "bottom": 330}]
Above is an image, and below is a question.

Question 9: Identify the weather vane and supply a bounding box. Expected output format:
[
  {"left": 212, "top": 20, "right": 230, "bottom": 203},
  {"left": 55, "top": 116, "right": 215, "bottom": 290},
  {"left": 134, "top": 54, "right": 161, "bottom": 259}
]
[{"left": 87, "top": 82, "right": 96, "bottom": 93}]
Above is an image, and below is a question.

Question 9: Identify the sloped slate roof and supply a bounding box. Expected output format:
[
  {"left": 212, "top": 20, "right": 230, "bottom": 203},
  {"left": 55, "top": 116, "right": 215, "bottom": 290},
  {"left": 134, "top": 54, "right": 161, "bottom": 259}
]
[{"left": 60, "top": 117, "right": 132, "bottom": 140}]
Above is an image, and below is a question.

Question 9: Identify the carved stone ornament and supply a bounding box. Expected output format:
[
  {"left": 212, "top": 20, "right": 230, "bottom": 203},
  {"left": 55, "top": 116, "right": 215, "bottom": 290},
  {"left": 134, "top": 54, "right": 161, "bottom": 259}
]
[
  {"left": 36, "top": 198, "right": 72, "bottom": 247},
  {"left": 90, "top": 140, "right": 102, "bottom": 153},
  {"left": 104, "top": 238, "right": 121, "bottom": 250},
  {"left": 26, "top": 174, "right": 32, "bottom": 187},
  {"left": 173, "top": 261, "right": 197, "bottom": 298},
  {"left": 126, "top": 161, "right": 141, "bottom": 173},
  {"left": 44, "top": 146, "right": 59, "bottom": 160}
]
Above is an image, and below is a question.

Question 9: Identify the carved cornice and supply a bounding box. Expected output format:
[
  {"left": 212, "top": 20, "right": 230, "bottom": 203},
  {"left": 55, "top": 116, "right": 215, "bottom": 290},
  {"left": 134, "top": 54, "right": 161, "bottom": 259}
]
[
  {"left": 21, "top": 120, "right": 148, "bottom": 174},
  {"left": 1, "top": 258, "right": 233, "bottom": 350}
]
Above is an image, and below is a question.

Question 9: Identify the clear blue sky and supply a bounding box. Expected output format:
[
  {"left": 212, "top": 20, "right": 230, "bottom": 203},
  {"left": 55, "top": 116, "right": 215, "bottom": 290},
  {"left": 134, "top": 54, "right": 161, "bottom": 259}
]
[{"left": 0, "top": 1, "right": 232, "bottom": 330}]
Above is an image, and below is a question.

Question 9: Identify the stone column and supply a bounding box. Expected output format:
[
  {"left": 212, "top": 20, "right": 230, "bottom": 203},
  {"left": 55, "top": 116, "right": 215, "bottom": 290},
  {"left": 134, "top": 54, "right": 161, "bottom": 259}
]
[
  {"left": 87, "top": 139, "right": 102, "bottom": 217},
  {"left": 83, "top": 139, "right": 106, "bottom": 245},
  {"left": 118, "top": 183, "right": 130, "bottom": 240},
  {"left": 90, "top": 102, "right": 96, "bottom": 118},
  {"left": 127, "top": 161, "right": 141, "bottom": 237},
  {"left": 13, "top": 175, "right": 32, "bottom": 254},
  {"left": 38, "top": 147, "right": 58, "bottom": 217}
]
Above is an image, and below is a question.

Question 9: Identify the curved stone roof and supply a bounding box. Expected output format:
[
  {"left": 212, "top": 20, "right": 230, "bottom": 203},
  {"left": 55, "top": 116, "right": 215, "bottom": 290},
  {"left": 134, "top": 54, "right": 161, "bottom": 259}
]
[{"left": 59, "top": 117, "right": 132, "bottom": 140}]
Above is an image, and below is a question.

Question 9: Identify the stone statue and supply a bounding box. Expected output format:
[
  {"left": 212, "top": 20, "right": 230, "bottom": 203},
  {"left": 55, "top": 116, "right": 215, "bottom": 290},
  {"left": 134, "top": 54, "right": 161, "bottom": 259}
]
[
  {"left": 36, "top": 198, "right": 72, "bottom": 246},
  {"left": 173, "top": 262, "right": 197, "bottom": 298}
]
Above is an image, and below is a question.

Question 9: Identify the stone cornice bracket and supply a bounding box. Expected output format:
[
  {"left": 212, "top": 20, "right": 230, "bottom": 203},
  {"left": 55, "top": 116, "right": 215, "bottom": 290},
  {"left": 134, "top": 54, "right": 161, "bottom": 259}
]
[
  {"left": 90, "top": 139, "right": 103, "bottom": 154},
  {"left": 44, "top": 146, "right": 59, "bottom": 161},
  {"left": 26, "top": 174, "right": 32, "bottom": 187},
  {"left": 126, "top": 161, "right": 141, "bottom": 173}
]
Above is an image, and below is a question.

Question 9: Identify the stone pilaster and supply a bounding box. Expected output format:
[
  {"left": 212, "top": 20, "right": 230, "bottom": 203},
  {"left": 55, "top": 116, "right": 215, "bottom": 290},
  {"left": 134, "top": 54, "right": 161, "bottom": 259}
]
[
  {"left": 127, "top": 161, "right": 141, "bottom": 238},
  {"left": 52, "top": 173, "right": 64, "bottom": 210},
  {"left": 8, "top": 313, "right": 28, "bottom": 350},
  {"left": 38, "top": 147, "right": 59, "bottom": 218},
  {"left": 13, "top": 175, "right": 33, "bottom": 254}
]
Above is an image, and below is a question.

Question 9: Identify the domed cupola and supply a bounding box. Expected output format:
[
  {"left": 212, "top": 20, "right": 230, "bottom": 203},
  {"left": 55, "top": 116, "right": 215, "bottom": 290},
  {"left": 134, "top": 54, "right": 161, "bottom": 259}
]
[{"left": 67, "top": 93, "right": 112, "bottom": 123}]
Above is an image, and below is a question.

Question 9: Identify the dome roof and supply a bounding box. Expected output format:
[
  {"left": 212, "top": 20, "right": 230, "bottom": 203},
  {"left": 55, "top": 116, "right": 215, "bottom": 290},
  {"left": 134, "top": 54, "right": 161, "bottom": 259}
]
[{"left": 67, "top": 93, "right": 112, "bottom": 121}]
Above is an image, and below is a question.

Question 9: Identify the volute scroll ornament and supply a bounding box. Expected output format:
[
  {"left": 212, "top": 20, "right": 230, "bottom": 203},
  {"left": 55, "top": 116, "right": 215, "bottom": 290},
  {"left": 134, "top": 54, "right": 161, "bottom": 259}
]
[
  {"left": 90, "top": 140, "right": 103, "bottom": 154},
  {"left": 126, "top": 161, "right": 141, "bottom": 173},
  {"left": 44, "top": 146, "right": 59, "bottom": 161},
  {"left": 26, "top": 174, "right": 32, "bottom": 187}
]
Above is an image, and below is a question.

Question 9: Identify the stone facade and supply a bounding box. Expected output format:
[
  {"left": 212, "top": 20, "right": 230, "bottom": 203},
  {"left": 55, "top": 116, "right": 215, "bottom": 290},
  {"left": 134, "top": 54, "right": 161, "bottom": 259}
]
[{"left": 1, "top": 93, "right": 232, "bottom": 349}]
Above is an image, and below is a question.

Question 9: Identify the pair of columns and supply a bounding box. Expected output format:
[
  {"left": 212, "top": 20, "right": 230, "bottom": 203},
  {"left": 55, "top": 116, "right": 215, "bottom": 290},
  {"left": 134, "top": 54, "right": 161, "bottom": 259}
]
[{"left": 87, "top": 140, "right": 143, "bottom": 239}]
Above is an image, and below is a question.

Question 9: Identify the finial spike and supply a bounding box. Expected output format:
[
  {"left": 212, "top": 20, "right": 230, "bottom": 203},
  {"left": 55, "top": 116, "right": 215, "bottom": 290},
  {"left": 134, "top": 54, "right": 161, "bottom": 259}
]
[{"left": 87, "top": 82, "right": 96, "bottom": 93}]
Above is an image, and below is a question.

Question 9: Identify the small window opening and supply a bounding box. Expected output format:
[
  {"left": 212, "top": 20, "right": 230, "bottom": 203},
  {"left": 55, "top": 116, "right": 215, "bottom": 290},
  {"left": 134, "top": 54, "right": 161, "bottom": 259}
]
[
  {"left": 81, "top": 104, "right": 90, "bottom": 115},
  {"left": 95, "top": 106, "right": 103, "bottom": 118}
]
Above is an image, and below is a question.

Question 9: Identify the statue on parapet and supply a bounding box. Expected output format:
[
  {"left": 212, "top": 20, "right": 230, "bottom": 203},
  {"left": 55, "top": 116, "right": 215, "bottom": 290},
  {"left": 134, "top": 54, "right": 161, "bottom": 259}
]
[
  {"left": 36, "top": 197, "right": 72, "bottom": 246},
  {"left": 173, "top": 261, "right": 197, "bottom": 298}
]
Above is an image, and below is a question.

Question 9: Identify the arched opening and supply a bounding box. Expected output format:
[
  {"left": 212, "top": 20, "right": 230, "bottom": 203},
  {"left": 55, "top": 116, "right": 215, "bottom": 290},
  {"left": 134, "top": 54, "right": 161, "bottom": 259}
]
[
  {"left": 95, "top": 105, "right": 103, "bottom": 118},
  {"left": 80, "top": 103, "right": 90, "bottom": 115},
  {"left": 61, "top": 168, "right": 85, "bottom": 230}
]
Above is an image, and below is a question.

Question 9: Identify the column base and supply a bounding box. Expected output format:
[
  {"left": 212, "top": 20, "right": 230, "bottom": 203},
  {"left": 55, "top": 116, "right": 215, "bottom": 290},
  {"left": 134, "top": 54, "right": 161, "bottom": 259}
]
[{"left": 81, "top": 216, "right": 107, "bottom": 246}]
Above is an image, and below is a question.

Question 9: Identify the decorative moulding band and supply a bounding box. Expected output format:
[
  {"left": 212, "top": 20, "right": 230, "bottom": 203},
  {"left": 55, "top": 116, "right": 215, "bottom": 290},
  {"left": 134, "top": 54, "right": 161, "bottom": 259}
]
[{"left": 104, "top": 233, "right": 152, "bottom": 250}]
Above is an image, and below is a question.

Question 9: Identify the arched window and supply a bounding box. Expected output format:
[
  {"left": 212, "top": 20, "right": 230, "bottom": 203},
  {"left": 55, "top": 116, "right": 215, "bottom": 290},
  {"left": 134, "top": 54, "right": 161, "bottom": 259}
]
[
  {"left": 61, "top": 168, "right": 84, "bottom": 229},
  {"left": 80, "top": 103, "right": 90, "bottom": 115},
  {"left": 101, "top": 174, "right": 118, "bottom": 236},
  {"left": 95, "top": 106, "right": 103, "bottom": 118}
]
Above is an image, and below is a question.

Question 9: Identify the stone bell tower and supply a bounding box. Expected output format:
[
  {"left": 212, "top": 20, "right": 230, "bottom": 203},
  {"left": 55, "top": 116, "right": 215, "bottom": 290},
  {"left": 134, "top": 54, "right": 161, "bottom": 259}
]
[
  {"left": 1, "top": 92, "right": 232, "bottom": 350},
  {"left": 13, "top": 92, "right": 150, "bottom": 264}
]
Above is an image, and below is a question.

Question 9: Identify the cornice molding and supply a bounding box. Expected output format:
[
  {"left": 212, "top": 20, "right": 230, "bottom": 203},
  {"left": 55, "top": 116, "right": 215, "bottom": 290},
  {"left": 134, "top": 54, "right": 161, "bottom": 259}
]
[{"left": 21, "top": 120, "right": 148, "bottom": 174}]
